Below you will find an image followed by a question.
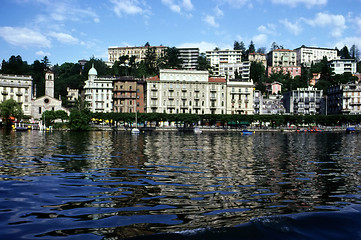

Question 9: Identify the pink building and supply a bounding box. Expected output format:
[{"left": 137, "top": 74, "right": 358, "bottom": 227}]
[
  {"left": 267, "top": 66, "right": 301, "bottom": 78},
  {"left": 265, "top": 82, "right": 282, "bottom": 94}
]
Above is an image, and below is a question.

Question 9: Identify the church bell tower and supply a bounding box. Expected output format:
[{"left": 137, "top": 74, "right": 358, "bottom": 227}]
[{"left": 45, "top": 71, "right": 54, "bottom": 98}]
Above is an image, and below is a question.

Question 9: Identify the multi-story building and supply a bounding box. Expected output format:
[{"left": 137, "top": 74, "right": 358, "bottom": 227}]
[
  {"left": 146, "top": 69, "right": 227, "bottom": 114},
  {"left": 218, "top": 62, "right": 250, "bottom": 80},
  {"left": 253, "top": 90, "right": 285, "bottom": 115},
  {"left": 283, "top": 86, "right": 323, "bottom": 115},
  {"left": 295, "top": 46, "right": 338, "bottom": 66},
  {"left": 267, "top": 49, "right": 297, "bottom": 67},
  {"left": 248, "top": 52, "right": 267, "bottom": 67},
  {"left": 206, "top": 49, "right": 243, "bottom": 75},
  {"left": 113, "top": 76, "right": 145, "bottom": 113},
  {"left": 66, "top": 87, "right": 79, "bottom": 108},
  {"left": 328, "top": 59, "right": 357, "bottom": 75},
  {"left": 267, "top": 49, "right": 300, "bottom": 78},
  {"left": 0, "top": 74, "right": 33, "bottom": 116},
  {"left": 178, "top": 48, "right": 199, "bottom": 70},
  {"left": 226, "top": 79, "right": 254, "bottom": 115},
  {"left": 108, "top": 45, "right": 168, "bottom": 63},
  {"left": 84, "top": 65, "right": 113, "bottom": 113},
  {"left": 327, "top": 82, "right": 361, "bottom": 114}
]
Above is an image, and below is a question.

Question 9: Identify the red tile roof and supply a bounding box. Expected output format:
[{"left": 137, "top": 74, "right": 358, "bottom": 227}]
[
  {"left": 209, "top": 77, "right": 226, "bottom": 83},
  {"left": 146, "top": 76, "right": 160, "bottom": 81}
]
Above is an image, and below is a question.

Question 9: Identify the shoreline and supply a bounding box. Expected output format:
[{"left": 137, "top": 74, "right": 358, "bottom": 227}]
[{"left": 91, "top": 125, "right": 354, "bottom": 133}]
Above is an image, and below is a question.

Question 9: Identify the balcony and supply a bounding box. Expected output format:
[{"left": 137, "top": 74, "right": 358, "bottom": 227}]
[
  {"left": 193, "top": 105, "right": 201, "bottom": 109},
  {"left": 151, "top": 87, "right": 158, "bottom": 91},
  {"left": 167, "top": 104, "right": 175, "bottom": 108},
  {"left": 181, "top": 88, "right": 187, "bottom": 92},
  {"left": 210, "top": 88, "right": 217, "bottom": 92},
  {"left": 16, "top": 92, "right": 23, "bottom": 96},
  {"left": 2, "top": 91, "right": 8, "bottom": 95},
  {"left": 168, "top": 88, "right": 174, "bottom": 91},
  {"left": 194, "top": 88, "right": 200, "bottom": 92},
  {"left": 180, "top": 105, "right": 188, "bottom": 109},
  {"left": 210, "top": 96, "right": 217, "bottom": 101},
  {"left": 151, "top": 95, "right": 158, "bottom": 99},
  {"left": 168, "top": 96, "right": 175, "bottom": 100}
]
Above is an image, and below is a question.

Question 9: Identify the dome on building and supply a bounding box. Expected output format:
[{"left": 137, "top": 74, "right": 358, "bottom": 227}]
[{"left": 88, "top": 64, "right": 97, "bottom": 76}]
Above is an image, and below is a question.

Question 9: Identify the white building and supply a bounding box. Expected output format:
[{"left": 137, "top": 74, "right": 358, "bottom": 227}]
[
  {"left": 206, "top": 49, "right": 242, "bottom": 74},
  {"left": 226, "top": 79, "right": 254, "bottom": 115},
  {"left": 146, "top": 69, "right": 227, "bottom": 114},
  {"left": 283, "top": 86, "right": 323, "bottom": 115},
  {"left": 295, "top": 46, "right": 338, "bottom": 66},
  {"left": 329, "top": 59, "right": 357, "bottom": 75},
  {"left": 31, "top": 71, "right": 69, "bottom": 119},
  {"left": 218, "top": 62, "right": 250, "bottom": 80},
  {"left": 178, "top": 48, "right": 199, "bottom": 70},
  {"left": 327, "top": 82, "right": 361, "bottom": 114},
  {"left": 0, "top": 74, "right": 33, "bottom": 116},
  {"left": 84, "top": 65, "right": 113, "bottom": 113}
]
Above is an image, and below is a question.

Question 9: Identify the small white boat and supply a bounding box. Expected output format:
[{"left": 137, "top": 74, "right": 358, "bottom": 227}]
[
  {"left": 194, "top": 127, "right": 202, "bottom": 134},
  {"left": 131, "top": 128, "right": 140, "bottom": 134}
]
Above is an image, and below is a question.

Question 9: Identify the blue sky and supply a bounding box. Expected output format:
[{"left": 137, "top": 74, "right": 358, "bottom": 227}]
[{"left": 0, "top": 0, "right": 360, "bottom": 65}]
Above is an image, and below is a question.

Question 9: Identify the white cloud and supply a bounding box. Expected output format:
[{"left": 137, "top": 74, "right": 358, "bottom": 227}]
[
  {"left": 257, "top": 23, "right": 277, "bottom": 35},
  {"left": 215, "top": 6, "right": 224, "bottom": 17},
  {"left": 110, "top": 0, "right": 147, "bottom": 16},
  {"left": 222, "top": 0, "right": 250, "bottom": 8},
  {"left": 161, "top": 0, "right": 194, "bottom": 14},
  {"left": 305, "top": 12, "right": 346, "bottom": 38},
  {"left": 252, "top": 34, "right": 268, "bottom": 47},
  {"left": 177, "top": 41, "right": 218, "bottom": 53},
  {"left": 203, "top": 15, "right": 219, "bottom": 28},
  {"left": 33, "top": 1, "right": 100, "bottom": 23},
  {"left": 334, "top": 36, "right": 361, "bottom": 51},
  {"left": 36, "top": 50, "right": 51, "bottom": 57},
  {"left": 0, "top": 26, "right": 51, "bottom": 48},
  {"left": 49, "top": 32, "right": 79, "bottom": 44},
  {"left": 280, "top": 19, "right": 302, "bottom": 35},
  {"left": 271, "top": 0, "right": 327, "bottom": 8}
]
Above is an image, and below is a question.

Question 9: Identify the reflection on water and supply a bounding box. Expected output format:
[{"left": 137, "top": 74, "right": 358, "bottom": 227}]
[{"left": 0, "top": 130, "right": 360, "bottom": 239}]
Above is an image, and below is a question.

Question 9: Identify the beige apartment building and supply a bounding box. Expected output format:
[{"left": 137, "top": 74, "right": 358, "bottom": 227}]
[
  {"left": 108, "top": 45, "right": 168, "bottom": 63},
  {"left": 226, "top": 79, "right": 254, "bottom": 115},
  {"left": 146, "top": 69, "right": 227, "bottom": 115},
  {"left": 327, "top": 82, "right": 361, "bottom": 114},
  {"left": 0, "top": 74, "right": 33, "bottom": 116},
  {"left": 248, "top": 52, "right": 267, "bottom": 67}
]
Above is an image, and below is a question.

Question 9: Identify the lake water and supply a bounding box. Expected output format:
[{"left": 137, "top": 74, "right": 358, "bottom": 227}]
[{"left": 0, "top": 130, "right": 361, "bottom": 239}]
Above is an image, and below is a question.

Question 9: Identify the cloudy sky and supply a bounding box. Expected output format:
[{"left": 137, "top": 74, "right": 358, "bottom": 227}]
[{"left": 0, "top": 0, "right": 360, "bottom": 65}]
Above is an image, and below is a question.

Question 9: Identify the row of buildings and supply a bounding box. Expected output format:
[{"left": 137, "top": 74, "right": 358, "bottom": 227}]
[
  {"left": 107, "top": 45, "right": 358, "bottom": 81},
  {"left": 0, "top": 71, "right": 68, "bottom": 121},
  {"left": 82, "top": 65, "right": 361, "bottom": 116},
  {"left": 1, "top": 65, "right": 361, "bottom": 121}
]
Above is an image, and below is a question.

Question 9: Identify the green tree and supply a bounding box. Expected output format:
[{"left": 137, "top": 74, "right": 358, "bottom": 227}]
[
  {"left": 83, "top": 57, "right": 111, "bottom": 79},
  {"left": 248, "top": 41, "right": 256, "bottom": 54},
  {"left": 69, "top": 109, "right": 91, "bottom": 131},
  {"left": 234, "top": 41, "right": 241, "bottom": 50},
  {"left": 250, "top": 62, "right": 267, "bottom": 92},
  {"left": 0, "top": 99, "right": 23, "bottom": 127},
  {"left": 197, "top": 53, "right": 211, "bottom": 72},
  {"left": 163, "top": 47, "right": 182, "bottom": 69},
  {"left": 146, "top": 46, "right": 158, "bottom": 75},
  {"left": 340, "top": 46, "right": 351, "bottom": 59},
  {"left": 0, "top": 55, "right": 30, "bottom": 75}
]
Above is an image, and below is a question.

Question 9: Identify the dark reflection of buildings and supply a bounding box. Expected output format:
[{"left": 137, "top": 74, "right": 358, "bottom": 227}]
[
  {"left": 137, "top": 132, "right": 257, "bottom": 232},
  {"left": 251, "top": 132, "right": 361, "bottom": 216}
]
